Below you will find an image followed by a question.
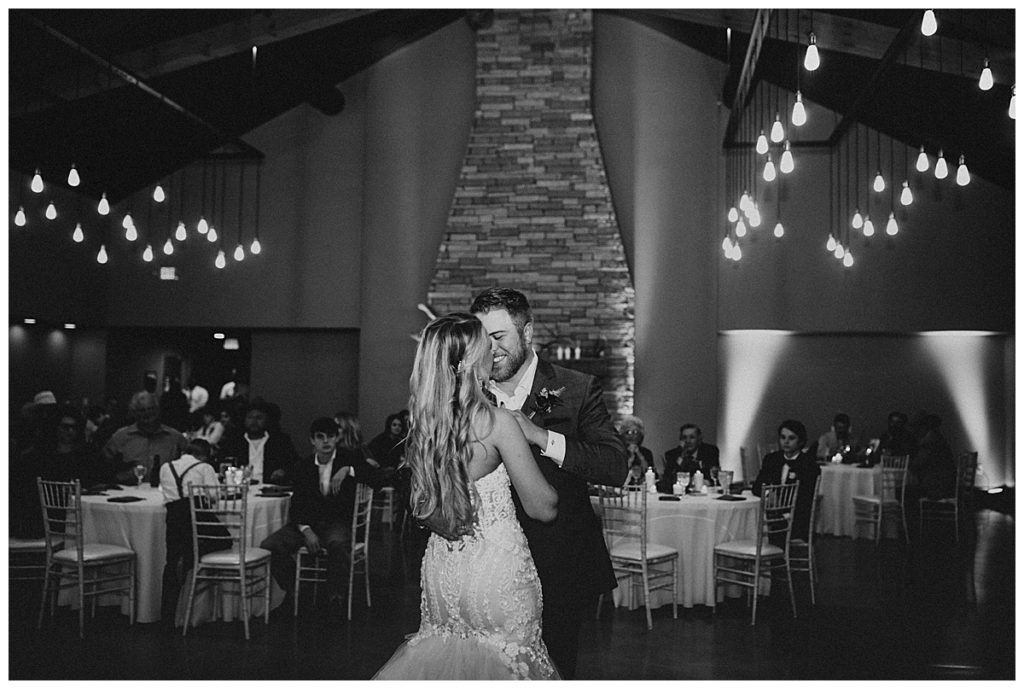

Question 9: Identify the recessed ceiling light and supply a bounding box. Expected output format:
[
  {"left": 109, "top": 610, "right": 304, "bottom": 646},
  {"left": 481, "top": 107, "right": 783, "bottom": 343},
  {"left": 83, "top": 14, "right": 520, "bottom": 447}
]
[
  {"left": 64, "top": 323, "right": 76, "bottom": 329},
  {"left": 23, "top": 318, "right": 36, "bottom": 324},
  {"left": 213, "top": 332, "right": 225, "bottom": 340}
]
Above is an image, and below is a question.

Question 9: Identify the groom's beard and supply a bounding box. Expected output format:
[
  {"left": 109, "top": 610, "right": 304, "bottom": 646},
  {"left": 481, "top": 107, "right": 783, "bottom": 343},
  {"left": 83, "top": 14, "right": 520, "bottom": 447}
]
[{"left": 490, "top": 342, "right": 529, "bottom": 383}]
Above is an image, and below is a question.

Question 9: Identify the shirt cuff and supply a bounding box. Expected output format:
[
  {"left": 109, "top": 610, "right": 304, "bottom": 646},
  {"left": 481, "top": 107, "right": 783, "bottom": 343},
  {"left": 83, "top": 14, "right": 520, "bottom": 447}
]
[
  {"left": 299, "top": 524, "right": 312, "bottom": 533},
  {"left": 540, "top": 431, "right": 566, "bottom": 467}
]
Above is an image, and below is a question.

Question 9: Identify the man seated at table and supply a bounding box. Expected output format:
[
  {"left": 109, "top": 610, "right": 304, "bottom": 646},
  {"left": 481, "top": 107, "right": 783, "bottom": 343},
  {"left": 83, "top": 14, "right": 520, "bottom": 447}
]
[
  {"left": 260, "top": 417, "right": 373, "bottom": 617},
  {"left": 104, "top": 391, "right": 188, "bottom": 485},
  {"left": 658, "top": 423, "right": 720, "bottom": 493},
  {"left": 876, "top": 410, "right": 915, "bottom": 458},
  {"left": 815, "top": 412, "right": 862, "bottom": 463},
  {"left": 218, "top": 398, "right": 300, "bottom": 484},
  {"left": 753, "top": 419, "right": 821, "bottom": 541}
]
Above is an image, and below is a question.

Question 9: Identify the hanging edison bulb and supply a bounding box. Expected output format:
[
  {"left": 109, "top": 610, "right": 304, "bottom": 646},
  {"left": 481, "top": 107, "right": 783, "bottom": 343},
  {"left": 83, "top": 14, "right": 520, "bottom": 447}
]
[
  {"left": 843, "top": 249, "right": 854, "bottom": 268},
  {"left": 207, "top": 226, "right": 218, "bottom": 243},
  {"left": 735, "top": 218, "right": 748, "bottom": 238},
  {"left": 978, "top": 58, "right": 994, "bottom": 91},
  {"left": 96, "top": 245, "right": 109, "bottom": 264},
  {"left": 122, "top": 212, "right": 133, "bottom": 229},
  {"left": 72, "top": 223, "right": 84, "bottom": 242},
  {"left": 773, "top": 221, "right": 784, "bottom": 238},
  {"left": 175, "top": 221, "right": 187, "bottom": 241},
  {"left": 125, "top": 223, "right": 138, "bottom": 242},
  {"left": 749, "top": 206, "right": 762, "bottom": 228},
  {"left": 739, "top": 191, "right": 752, "bottom": 213},
  {"left": 45, "top": 201, "right": 57, "bottom": 220},
  {"left": 921, "top": 9, "right": 937, "bottom": 36},
  {"left": 900, "top": 180, "right": 914, "bottom": 206},
  {"left": 804, "top": 32, "right": 820, "bottom": 71},
  {"left": 886, "top": 212, "right": 899, "bottom": 236},
  {"left": 872, "top": 170, "right": 885, "bottom": 193},
  {"left": 732, "top": 243, "right": 742, "bottom": 261},
  {"left": 851, "top": 208, "right": 863, "bottom": 229},
  {"left": 153, "top": 185, "right": 166, "bottom": 203},
  {"left": 14, "top": 206, "right": 26, "bottom": 226},
  {"left": 762, "top": 155, "right": 777, "bottom": 182},
  {"left": 780, "top": 141, "right": 794, "bottom": 174},
  {"left": 250, "top": 237, "right": 262, "bottom": 255},
  {"left": 1010, "top": 85, "right": 1017, "bottom": 119},
  {"left": 934, "top": 150, "right": 948, "bottom": 179},
  {"left": 142, "top": 244, "right": 154, "bottom": 262},
  {"left": 721, "top": 235, "right": 733, "bottom": 253},
  {"left": 826, "top": 234, "right": 837, "bottom": 252},
  {"left": 163, "top": 238, "right": 174, "bottom": 255},
  {"left": 215, "top": 250, "right": 227, "bottom": 269},
  {"left": 67, "top": 165, "right": 80, "bottom": 187},
  {"left": 197, "top": 216, "right": 209, "bottom": 234},
  {"left": 770, "top": 113, "right": 785, "bottom": 143},
  {"left": 31, "top": 170, "right": 44, "bottom": 193},
  {"left": 834, "top": 243, "right": 845, "bottom": 260},
  {"left": 756, "top": 130, "right": 769, "bottom": 155},
  {"left": 233, "top": 244, "right": 245, "bottom": 261},
  {"left": 727, "top": 206, "right": 739, "bottom": 223},
  {"left": 862, "top": 216, "right": 875, "bottom": 237},
  {"left": 915, "top": 146, "right": 930, "bottom": 172},
  {"left": 791, "top": 91, "right": 807, "bottom": 126},
  {"left": 97, "top": 193, "right": 110, "bottom": 215},
  {"left": 956, "top": 155, "right": 970, "bottom": 186}
]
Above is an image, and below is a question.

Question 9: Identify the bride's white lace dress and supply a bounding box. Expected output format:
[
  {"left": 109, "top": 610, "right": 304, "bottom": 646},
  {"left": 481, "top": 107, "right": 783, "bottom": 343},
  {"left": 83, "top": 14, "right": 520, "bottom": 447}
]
[{"left": 373, "top": 463, "right": 558, "bottom": 680}]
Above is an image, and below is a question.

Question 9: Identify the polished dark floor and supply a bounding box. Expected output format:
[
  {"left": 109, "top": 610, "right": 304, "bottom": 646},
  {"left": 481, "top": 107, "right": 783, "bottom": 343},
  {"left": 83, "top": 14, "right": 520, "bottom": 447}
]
[{"left": 9, "top": 493, "right": 1014, "bottom": 680}]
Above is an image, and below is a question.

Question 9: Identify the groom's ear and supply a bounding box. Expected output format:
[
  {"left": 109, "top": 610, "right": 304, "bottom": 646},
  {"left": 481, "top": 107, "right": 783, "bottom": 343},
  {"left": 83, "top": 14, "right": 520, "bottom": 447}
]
[{"left": 523, "top": 321, "right": 534, "bottom": 346}]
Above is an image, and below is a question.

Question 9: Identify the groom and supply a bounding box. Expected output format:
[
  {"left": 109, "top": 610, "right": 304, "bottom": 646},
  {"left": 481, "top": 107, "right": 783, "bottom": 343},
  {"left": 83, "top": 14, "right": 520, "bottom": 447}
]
[{"left": 471, "top": 287, "right": 628, "bottom": 679}]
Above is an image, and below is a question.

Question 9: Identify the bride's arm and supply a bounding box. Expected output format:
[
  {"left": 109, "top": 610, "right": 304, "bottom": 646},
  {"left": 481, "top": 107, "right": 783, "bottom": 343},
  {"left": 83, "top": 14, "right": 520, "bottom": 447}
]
[{"left": 492, "top": 409, "right": 558, "bottom": 522}]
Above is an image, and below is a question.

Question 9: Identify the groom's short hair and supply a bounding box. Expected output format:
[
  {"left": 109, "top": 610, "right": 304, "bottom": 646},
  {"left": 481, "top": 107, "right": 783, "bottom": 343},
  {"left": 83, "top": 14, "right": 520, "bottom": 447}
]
[{"left": 470, "top": 287, "right": 533, "bottom": 330}]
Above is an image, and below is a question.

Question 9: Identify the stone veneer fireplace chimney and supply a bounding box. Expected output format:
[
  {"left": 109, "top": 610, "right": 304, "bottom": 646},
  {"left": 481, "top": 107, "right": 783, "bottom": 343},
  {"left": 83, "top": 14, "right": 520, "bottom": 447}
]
[{"left": 427, "top": 8, "right": 635, "bottom": 418}]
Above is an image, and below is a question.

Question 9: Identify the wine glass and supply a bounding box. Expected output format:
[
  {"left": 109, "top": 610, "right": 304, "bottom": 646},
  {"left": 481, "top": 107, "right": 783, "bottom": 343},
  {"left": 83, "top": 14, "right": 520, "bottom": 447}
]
[{"left": 132, "top": 463, "right": 147, "bottom": 487}]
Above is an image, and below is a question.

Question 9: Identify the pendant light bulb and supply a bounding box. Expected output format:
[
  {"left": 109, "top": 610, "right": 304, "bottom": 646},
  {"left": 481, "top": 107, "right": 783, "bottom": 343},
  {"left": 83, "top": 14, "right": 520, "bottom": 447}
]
[
  {"left": 900, "top": 180, "right": 914, "bottom": 206},
  {"left": 721, "top": 235, "right": 733, "bottom": 252},
  {"left": 727, "top": 206, "right": 739, "bottom": 223},
  {"left": 153, "top": 185, "right": 165, "bottom": 203},
  {"left": 749, "top": 208, "right": 762, "bottom": 228},
  {"left": 773, "top": 221, "right": 784, "bottom": 238},
  {"left": 250, "top": 237, "right": 262, "bottom": 255},
  {"left": 735, "top": 219, "right": 748, "bottom": 238},
  {"left": 804, "top": 33, "right": 820, "bottom": 71},
  {"left": 67, "top": 165, "right": 80, "bottom": 187},
  {"left": 979, "top": 59, "right": 994, "bottom": 91},
  {"left": 207, "top": 226, "right": 218, "bottom": 243},
  {"left": 780, "top": 142, "right": 794, "bottom": 174},
  {"left": 826, "top": 234, "right": 837, "bottom": 252},
  {"left": 862, "top": 216, "right": 875, "bottom": 237},
  {"left": 234, "top": 244, "right": 245, "bottom": 262},
  {"left": 915, "top": 146, "right": 930, "bottom": 172},
  {"left": 96, "top": 244, "right": 108, "bottom": 264},
  {"left": 791, "top": 91, "right": 807, "bottom": 126},
  {"left": 873, "top": 171, "right": 885, "bottom": 193},
  {"left": 122, "top": 212, "right": 133, "bottom": 230},
  {"left": 97, "top": 193, "right": 110, "bottom": 215},
  {"left": 756, "top": 131, "right": 769, "bottom": 155},
  {"left": 851, "top": 208, "right": 863, "bottom": 229},
  {"left": 834, "top": 243, "right": 845, "bottom": 260},
  {"left": 886, "top": 212, "right": 899, "bottom": 236},
  {"left": 72, "top": 223, "right": 84, "bottom": 243},
  {"left": 934, "top": 151, "right": 948, "bottom": 179},
  {"left": 770, "top": 113, "right": 785, "bottom": 143},
  {"left": 1010, "top": 86, "right": 1016, "bottom": 119},
  {"left": 215, "top": 250, "right": 227, "bottom": 269},
  {"left": 125, "top": 223, "right": 138, "bottom": 242},
  {"left": 956, "top": 155, "right": 970, "bottom": 186},
  {"left": 142, "top": 244, "right": 154, "bottom": 262},
  {"left": 14, "top": 206, "right": 26, "bottom": 226},
  {"left": 175, "top": 221, "right": 187, "bottom": 241},
  {"left": 921, "top": 10, "right": 937, "bottom": 37},
  {"left": 31, "top": 170, "right": 44, "bottom": 193},
  {"left": 762, "top": 156, "right": 777, "bottom": 182},
  {"left": 732, "top": 244, "right": 742, "bottom": 261},
  {"left": 45, "top": 202, "right": 57, "bottom": 220},
  {"left": 197, "top": 216, "right": 208, "bottom": 234},
  {"left": 843, "top": 250, "right": 854, "bottom": 268},
  {"left": 740, "top": 191, "right": 752, "bottom": 213},
  {"left": 163, "top": 238, "right": 174, "bottom": 255}
]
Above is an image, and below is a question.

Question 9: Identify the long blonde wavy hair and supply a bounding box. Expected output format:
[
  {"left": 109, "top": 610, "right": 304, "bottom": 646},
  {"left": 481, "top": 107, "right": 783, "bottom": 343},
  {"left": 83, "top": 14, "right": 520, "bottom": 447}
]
[{"left": 407, "top": 312, "right": 495, "bottom": 540}]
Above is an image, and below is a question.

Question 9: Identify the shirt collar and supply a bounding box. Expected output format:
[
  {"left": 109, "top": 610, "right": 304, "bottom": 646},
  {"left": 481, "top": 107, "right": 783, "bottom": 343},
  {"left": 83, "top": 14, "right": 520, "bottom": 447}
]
[{"left": 314, "top": 449, "right": 337, "bottom": 466}]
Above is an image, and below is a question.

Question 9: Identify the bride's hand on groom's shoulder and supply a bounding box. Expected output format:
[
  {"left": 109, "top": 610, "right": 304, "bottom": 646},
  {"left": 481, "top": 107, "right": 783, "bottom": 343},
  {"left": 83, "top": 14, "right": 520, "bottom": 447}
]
[{"left": 505, "top": 409, "right": 546, "bottom": 448}]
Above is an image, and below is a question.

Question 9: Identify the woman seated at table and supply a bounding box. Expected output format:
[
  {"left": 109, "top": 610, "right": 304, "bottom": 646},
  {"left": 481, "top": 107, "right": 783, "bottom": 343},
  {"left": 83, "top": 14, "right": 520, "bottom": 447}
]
[
  {"left": 619, "top": 415, "right": 656, "bottom": 486},
  {"left": 752, "top": 419, "right": 821, "bottom": 542}
]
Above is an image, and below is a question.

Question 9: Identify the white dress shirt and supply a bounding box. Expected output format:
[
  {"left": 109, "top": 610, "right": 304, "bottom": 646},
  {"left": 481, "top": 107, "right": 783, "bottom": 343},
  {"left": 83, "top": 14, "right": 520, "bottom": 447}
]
[
  {"left": 487, "top": 352, "right": 566, "bottom": 466},
  {"left": 246, "top": 433, "right": 269, "bottom": 481}
]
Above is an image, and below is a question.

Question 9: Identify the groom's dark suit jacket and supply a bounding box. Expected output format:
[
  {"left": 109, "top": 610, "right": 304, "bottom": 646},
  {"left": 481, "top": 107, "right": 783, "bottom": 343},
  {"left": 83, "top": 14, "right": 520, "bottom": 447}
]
[{"left": 511, "top": 357, "right": 628, "bottom": 600}]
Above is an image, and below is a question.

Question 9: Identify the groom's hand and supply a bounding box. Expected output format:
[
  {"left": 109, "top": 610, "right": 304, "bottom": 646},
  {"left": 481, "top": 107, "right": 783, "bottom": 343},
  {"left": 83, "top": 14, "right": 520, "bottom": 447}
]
[{"left": 507, "top": 409, "right": 548, "bottom": 448}]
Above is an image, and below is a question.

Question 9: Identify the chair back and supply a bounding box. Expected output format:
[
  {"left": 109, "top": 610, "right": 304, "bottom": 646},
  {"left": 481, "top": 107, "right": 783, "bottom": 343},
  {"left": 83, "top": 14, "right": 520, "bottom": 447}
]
[
  {"left": 807, "top": 474, "right": 823, "bottom": 539},
  {"left": 879, "top": 454, "right": 909, "bottom": 504},
  {"left": 36, "top": 479, "right": 83, "bottom": 560},
  {"left": 188, "top": 484, "right": 249, "bottom": 557},
  {"left": 757, "top": 482, "right": 800, "bottom": 552},
  {"left": 596, "top": 485, "right": 648, "bottom": 560},
  {"left": 352, "top": 483, "right": 374, "bottom": 546}
]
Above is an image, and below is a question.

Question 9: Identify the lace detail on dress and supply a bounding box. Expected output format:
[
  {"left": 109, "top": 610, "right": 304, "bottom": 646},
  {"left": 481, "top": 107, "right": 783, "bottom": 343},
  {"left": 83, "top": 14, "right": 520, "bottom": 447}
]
[{"left": 398, "top": 463, "right": 555, "bottom": 680}]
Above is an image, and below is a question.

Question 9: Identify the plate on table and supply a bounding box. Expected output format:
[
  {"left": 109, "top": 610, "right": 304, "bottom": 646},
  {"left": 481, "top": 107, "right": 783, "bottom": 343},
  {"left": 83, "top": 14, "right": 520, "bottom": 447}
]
[
  {"left": 715, "top": 495, "right": 746, "bottom": 501},
  {"left": 107, "top": 496, "right": 145, "bottom": 503}
]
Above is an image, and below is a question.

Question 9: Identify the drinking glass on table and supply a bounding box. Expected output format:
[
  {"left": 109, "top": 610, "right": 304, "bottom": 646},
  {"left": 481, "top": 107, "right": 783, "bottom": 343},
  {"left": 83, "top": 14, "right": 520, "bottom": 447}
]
[
  {"left": 710, "top": 466, "right": 720, "bottom": 488},
  {"left": 133, "top": 463, "right": 147, "bottom": 487}
]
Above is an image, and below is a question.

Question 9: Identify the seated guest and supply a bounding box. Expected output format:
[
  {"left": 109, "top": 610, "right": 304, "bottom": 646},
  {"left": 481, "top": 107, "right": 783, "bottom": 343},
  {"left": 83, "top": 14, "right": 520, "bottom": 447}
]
[
  {"left": 218, "top": 398, "right": 300, "bottom": 484},
  {"left": 753, "top": 419, "right": 821, "bottom": 541},
  {"left": 192, "top": 404, "right": 226, "bottom": 450},
  {"left": 367, "top": 412, "right": 407, "bottom": 470},
  {"left": 877, "top": 410, "right": 915, "bottom": 457},
  {"left": 260, "top": 417, "right": 373, "bottom": 617},
  {"left": 659, "top": 423, "right": 720, "bottom": 493},
  {"left": 104, "top": 391, "right": 188, "bottom": 485},
  {"left": 619, "top": 415, "right": 656, "bottom": 486},
  {"left": 908, "top": 411, "right": 956, "bottom": 501},
  {"left": 816, "top": 412, "right": 862, "bottom": 462}
]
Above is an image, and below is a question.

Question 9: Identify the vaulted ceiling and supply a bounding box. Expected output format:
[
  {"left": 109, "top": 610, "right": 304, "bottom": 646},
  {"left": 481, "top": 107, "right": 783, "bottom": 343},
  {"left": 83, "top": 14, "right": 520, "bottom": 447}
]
[{"left": 8, "top": 8, "right": 1015, "bottom": 203}]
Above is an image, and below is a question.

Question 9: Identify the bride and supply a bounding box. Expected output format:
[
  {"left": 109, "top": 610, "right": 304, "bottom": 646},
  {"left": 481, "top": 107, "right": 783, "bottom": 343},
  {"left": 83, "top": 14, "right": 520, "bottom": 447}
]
[{"left": 373, "top": 312, "right": 560, "bottom": 680}]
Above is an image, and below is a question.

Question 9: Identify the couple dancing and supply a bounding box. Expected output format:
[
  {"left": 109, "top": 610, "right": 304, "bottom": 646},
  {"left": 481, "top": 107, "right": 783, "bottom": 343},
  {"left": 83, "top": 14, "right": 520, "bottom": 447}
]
[{"left": 374, "top": 288, "right": 628, "bottom": 680}]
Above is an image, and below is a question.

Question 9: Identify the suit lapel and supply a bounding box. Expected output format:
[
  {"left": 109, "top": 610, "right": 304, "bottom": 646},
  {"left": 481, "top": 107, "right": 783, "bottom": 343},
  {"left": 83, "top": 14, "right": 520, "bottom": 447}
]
[{"left": 528, "top": 357, "right": 559, "bottom": 420}]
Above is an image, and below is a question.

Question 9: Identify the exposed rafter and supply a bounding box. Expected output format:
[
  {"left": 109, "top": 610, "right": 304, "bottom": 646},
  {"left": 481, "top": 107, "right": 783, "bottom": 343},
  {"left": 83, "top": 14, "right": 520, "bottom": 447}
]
[{"left": 722, "top": 9, "right": 772, "bottom": 147}]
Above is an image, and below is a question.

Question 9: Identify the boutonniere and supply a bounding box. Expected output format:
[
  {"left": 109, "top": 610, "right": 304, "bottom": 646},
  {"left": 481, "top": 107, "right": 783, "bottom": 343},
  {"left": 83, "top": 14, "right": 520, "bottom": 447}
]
[{"left": 530, "top": 386, "right": 566, "bottom": 417}]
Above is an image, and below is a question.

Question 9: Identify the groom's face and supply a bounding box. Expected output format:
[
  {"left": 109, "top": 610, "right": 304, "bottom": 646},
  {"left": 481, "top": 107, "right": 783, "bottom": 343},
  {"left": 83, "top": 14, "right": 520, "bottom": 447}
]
[{"left": 476, "top": 308, "right": 532, "bottom": 383}]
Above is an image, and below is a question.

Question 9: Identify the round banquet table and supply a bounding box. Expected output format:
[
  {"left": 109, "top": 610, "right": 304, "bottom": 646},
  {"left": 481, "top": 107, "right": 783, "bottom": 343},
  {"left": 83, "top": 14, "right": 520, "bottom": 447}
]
[
  {"left": 815, "top": 463, "right": 881, "bottom": 538},
  {"left": 69, "top": 484, "right": 290, "bottom": 624},
  {"left": 595, "top": 491, "right": 761, "bottom": 610}
]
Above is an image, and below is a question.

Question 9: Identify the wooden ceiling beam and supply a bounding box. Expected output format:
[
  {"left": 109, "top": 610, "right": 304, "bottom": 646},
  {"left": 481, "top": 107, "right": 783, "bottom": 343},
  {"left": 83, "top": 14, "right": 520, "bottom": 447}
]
[{"left": 722, "top": 9, "right": 772, "bottom": 147}]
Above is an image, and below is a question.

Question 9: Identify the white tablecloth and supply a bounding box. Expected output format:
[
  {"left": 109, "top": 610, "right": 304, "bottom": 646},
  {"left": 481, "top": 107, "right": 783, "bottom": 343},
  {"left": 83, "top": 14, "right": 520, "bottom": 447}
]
[
  {"left": 816, "top": 463, "right": 880, "bottom": 538},
  {"left": 73, "top": 484, "right": 290, "bottom": 624},
  {"left": 595, "top": 491, "right": 761, "bottom": 609}
]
